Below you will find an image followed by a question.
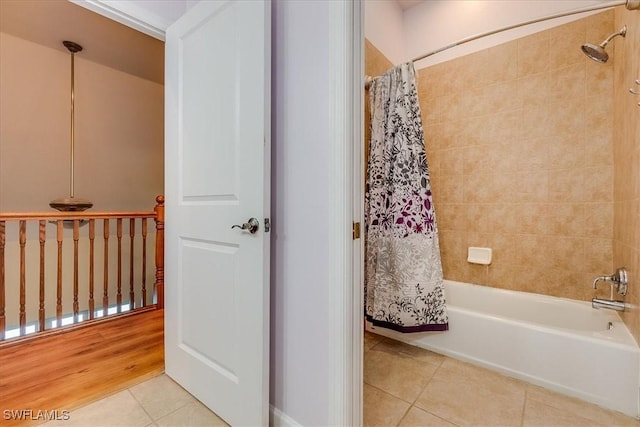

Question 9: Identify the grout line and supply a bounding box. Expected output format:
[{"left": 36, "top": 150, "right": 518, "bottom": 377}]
[
  {"left": 412, "top": 405, "right": 463, "bottom": 427},
  {"left": 364, "top": 382, "right": 415, "bottom": 406},
  {"left": 127, "top": 389, "right": 155, "bottom": 425},
  {"left": 393, "top": 404, "right": 412, "bottom": 427},
  {"left": 363, "top": 382, "right": 413, "bottom": 427},
  {"left": 129, "top": 376, "right": 200, "bottom": 424},
  {"left": 408, "top": 364, "right": 437, "bottom": 407},
  {"left": 520, "top": 388, "right": 528, "bottom": 427}
]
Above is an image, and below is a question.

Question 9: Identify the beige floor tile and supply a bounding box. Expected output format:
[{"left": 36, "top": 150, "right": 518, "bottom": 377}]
[
  {"left": 365, "top": 331, "right": 383, "bottom": 350},
  {"left": 414, "top": 358, "right": 526, "bottom": 426},
  {"left": 398, "top": 406, "right": 457, "bottom": 427},
  {"left": 525, "top": 384, "right": 639, "bottom": 426},
  {"left": 129, "top": 374, "right": 196, "bottom": 420},
  {"left": 523, "top": 399, "right": 598, "bottom": 427},
  {"left": 364, "top": 384, "right": 411, "bottom": 427},
  {"left": 371, "top": 337, "right": 446, "bottom": 366},
  {"left": 364, "top": 346, "right": 440, "bottom": 403},
  {"left": 155, "top": 401, "right": 228, "bottom": 427},
  {"left": 41, "top": 390, "right": 152, "bottom": 427}
]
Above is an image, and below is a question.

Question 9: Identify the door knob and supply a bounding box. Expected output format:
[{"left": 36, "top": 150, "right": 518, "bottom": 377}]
[{"left": 231, "top": 218, "right": 260, "bottom": 234}]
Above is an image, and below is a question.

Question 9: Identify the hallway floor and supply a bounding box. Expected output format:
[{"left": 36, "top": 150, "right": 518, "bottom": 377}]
[
  {"left": 34, "top": 333, "right": 638, "bottom": 426},
  {"left": 364, "top": 332, "right": 639, "bottom": 427},
  {"left": 40, "top": 374, "right": 228, "bottom": 427}
]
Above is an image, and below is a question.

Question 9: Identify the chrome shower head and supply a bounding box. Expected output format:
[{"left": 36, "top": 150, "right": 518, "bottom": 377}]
[
  {"left": 581, "top": 25, "right": 627, "bottom": 63},
  {"left": 581, "top": 43, "right": 609, "bottom": 63}
]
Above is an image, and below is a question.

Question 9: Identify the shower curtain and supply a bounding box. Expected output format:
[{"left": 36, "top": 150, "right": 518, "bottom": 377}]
[{"left": 365, "top": 62, "right": 448, "bottom": 332}]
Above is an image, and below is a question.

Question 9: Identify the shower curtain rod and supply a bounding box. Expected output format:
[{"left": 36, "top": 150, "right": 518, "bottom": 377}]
[
  {"left": 411, "top": 0, "right": 633, "bottom": 63},
  {"left": 365, "top": 0, "right": 637, "bottom": 86}
]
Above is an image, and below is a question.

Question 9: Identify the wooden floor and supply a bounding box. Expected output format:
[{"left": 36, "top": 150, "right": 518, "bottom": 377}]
[{"left": 0, "top": 309, "right": 164, "bottom": 426}]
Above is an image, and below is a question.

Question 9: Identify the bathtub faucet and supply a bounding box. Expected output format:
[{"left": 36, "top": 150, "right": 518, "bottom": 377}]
[
  {"left": 592, "top": 267, "right": 628, "bottom": 312},
  {"left": 592, "top": 298, "right": 625, "bottom": 311},
  {"left": 592, "top": 267, "right": 628, "bottom": 296}
]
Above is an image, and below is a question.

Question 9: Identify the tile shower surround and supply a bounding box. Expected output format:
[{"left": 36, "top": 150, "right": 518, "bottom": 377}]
[
  {"left": 418, "top": 11, "right": 617, "bottom": 303},
  {"left": 366, "top": 6, "right": 639, "bottom": 346},
  {"left": 613, "top": 5, "right": 640, "bottom": 351}
]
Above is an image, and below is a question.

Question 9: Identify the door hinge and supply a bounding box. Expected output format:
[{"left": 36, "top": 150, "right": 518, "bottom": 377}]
[
  {"left": 264, "top": 218, "right": 271, "bottom": 232},
  {"left": 352, "top": 222, "right": 361, "bottom": 240}
]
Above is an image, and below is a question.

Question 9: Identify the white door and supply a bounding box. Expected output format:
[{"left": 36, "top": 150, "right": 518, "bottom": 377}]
[{"left": 164, "top": 1, "right": 270, "bottom": 425}]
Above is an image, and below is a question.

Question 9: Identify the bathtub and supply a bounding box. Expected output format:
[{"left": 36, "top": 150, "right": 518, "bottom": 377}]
[{"left": 367, "top": 280, "right": 640, "bottom": 418}]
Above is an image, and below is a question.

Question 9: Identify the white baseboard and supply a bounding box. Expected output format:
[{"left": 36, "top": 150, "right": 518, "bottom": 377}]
[{"left": 269, "top": 405, "right": 302, "bottom": 427}]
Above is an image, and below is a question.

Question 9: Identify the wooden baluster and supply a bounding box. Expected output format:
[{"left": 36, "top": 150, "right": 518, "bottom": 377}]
[
  {"left": 89, "top": 219, "right": 95, "bottom": 319},
  {"left": 73, "top": 220, "right": 79, "bottom": 322},
  {"left": 0, "top": 221, "right": 5, "bottom": 340},
  {"left": 141, "top": 218, "right": 147, "bottom": 307},
  {"left": 39, "top": 220, "right": 46, "bottom": 332},
  {"left": 117, "top": 218, "right": 122, "bottom": 313},
  {"left": 19, "top": 220, "right": 26, "bottom": 335},
  {"left": 103, "top": 219, "right": 109, "bottom": 315},
  {"left": 154, "top": 196, "right": 165, "bottom": 309},
  {"left": 56, "top": 220, "right": 63, "bottom": 325},
  {"left": 129, "top": 218, "right": 135, "bottom": 309}
]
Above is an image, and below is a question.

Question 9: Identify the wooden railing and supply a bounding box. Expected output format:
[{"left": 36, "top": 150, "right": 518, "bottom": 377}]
[{"left": 0, "top": 195, "right": 164, "bottom": 341}]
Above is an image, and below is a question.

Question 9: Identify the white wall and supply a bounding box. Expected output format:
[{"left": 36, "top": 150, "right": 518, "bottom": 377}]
[
  {"left": 365, "top": 0, "right": 611, "bottom": 69},
  {"left": 270, "top": 1, "right": 331, "bottom": 424},
  {"left": 0, "top": 32, "right": 164, "bottom": 212},
  {"left": 364, "top": 0, "right": 405, "bottom": 65}
]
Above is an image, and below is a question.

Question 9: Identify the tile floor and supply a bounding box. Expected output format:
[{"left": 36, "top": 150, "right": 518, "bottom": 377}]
[
  {"left": 364, "top": 332, "right": 640, "bottom": 426},
  {"left": 41, "top": 375, "right": 228, "bottom": 427},
  {"left": 37, "top": 334, "right": 640, "bottom": 426}
]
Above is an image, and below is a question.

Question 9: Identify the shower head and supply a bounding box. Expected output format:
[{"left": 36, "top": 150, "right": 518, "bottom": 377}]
[
  {"left": 581, "top": 25, "right": 627, "bottom": 63},
  {"left": 581, "top": 43, "right": 609, "bottom": 63}
]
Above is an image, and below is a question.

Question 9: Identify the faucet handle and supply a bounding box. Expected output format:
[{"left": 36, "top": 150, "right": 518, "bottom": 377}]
[{"left": 612, "top": 267, "right": 628, "bottom": 296}]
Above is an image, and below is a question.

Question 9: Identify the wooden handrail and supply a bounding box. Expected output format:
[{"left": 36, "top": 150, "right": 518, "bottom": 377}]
[
  {"left": 0, "top": 195, "right": 165, "bottom": 341},
  {"left": 0, "top": 212, "right": 156, "bottom": 220}
]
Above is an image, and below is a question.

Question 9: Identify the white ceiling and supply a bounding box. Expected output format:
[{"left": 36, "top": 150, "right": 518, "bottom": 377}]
[{"left": 0, "top": 0, "right": 164, "bottom": 84}]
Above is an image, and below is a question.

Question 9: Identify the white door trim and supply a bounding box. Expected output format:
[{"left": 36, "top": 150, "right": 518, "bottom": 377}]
[
  {"left": 69, "top": 0, "right": 167, "bottom": 40},
  {"left": 327, "top": 1, "right": 364, "bottom": 426}
]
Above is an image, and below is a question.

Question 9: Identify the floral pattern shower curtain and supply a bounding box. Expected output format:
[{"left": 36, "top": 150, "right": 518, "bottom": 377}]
[{"left": 365, "top": 62, "right": 448, "bottom": 332}]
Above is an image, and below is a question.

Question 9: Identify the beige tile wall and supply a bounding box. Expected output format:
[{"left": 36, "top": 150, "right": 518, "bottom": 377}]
[
  {"left": 416, "top": 11, "right": 616, "bottom": 301},
  {"left": 365, "top": 9, "right": 640, "bottom": 326},
  {"left": 365, "top": 40, "right": 394, "bottom": 171},
  {"left": 613, "top": 7, "right": 640, "bottom": 343}
]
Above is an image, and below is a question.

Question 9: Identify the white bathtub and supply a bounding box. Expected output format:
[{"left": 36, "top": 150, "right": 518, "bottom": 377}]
[{"left": 367, "top": 280, "right": 640, "bottom": 418}]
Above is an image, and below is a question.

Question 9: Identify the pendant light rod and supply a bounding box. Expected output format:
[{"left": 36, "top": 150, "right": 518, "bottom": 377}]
[
  {"left": 50, "top": 41, "right": 92, "bottom": 212},
  {"left": 63, "top": 40, "right": 82, "bottom": 199}
]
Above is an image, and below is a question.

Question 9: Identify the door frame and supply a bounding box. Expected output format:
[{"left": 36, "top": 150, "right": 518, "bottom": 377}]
[
  {"left": 327, "top": 1, "right": 364, "bottom": 425},
  {"left": 73, "top": 1, "right": 365, "bottom": 425}
]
